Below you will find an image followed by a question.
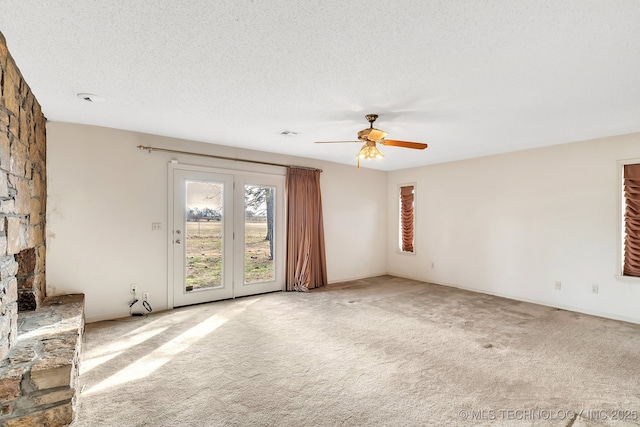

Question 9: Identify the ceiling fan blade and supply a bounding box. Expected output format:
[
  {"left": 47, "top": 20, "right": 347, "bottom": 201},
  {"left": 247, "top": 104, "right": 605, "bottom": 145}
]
[
  {"left": 314, "top": 141, "right": 362, "bottom": 144},
  {"left": 367, "top": 129, "right": 388, "bottom": 141},
  {"left": 381, "top": 140, "right": 428, "bottom": 150}
]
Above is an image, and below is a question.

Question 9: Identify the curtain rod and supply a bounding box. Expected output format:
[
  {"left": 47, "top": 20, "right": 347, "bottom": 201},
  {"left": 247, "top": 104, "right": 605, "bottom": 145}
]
[{"left": 137, "top": 145, "right": 323, "bottom": 173}]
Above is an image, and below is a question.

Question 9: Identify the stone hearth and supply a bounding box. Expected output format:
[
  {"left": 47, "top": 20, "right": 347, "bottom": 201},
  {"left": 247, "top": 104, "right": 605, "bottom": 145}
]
[{"left": 0, "top": 294, "right": 84, "bottom": 426}]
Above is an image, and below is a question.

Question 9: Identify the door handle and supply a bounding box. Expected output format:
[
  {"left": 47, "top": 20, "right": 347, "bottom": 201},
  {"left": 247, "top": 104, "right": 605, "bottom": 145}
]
[{"left": 175, "top": 239, "right": 181, "bottom": 244}]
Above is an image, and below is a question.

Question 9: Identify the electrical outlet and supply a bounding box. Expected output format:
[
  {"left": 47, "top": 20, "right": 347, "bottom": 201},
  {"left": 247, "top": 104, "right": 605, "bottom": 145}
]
[
  {"left": 130, "top": 284, "right": 137, "bottom": 294},
  {"left": 431, "top": 262, "right": 435, "bottom": 269},
  {"left": 152, "top": 222, "right": 162, "bottom": 231},
  {"left": 555, "top": 281, "right": 561, "bottom": 290},
  {"left": 592, "top": 284, "right": 598, "bottom": 294},
  {"left": 142, "top": 292, "right": 149, "bottom": 302}
]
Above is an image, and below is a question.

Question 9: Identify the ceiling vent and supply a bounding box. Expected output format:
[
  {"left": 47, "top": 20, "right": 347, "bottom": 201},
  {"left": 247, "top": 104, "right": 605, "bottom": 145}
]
[{"left": 77, "top": 93, "right": 105, "bottom": 103}]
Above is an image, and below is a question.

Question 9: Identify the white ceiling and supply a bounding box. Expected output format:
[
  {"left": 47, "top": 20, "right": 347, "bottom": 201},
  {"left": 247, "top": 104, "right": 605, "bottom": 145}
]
[{"left": 1, "top": 1, "right": 639, "bottom": 171}]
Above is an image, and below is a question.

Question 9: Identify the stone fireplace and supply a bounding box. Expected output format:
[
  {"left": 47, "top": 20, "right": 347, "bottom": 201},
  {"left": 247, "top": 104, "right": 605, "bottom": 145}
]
[
  {"left": 0, "top": 31, "right": 47, "bottom": 363},
  {"left": 0, "top": 32, "right": 84, "bottom": 427}
]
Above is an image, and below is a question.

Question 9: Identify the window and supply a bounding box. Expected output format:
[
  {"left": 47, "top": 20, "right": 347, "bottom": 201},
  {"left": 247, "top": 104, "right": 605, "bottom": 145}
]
[
  {"left": 622, "top": 163, "right": 640, "bottom": 277},
  {"left": 399, "top": 185, "right": 415, "bottom": 253}
]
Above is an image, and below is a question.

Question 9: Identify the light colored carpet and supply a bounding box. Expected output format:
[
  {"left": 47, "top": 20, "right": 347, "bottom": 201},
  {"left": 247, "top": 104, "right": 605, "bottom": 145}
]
[{"left": 71, "top": 276, "right": 640, "bottom": 426}]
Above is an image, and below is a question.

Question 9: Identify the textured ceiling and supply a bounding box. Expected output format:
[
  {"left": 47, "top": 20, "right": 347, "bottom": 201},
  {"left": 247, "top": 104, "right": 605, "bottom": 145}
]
[{"left": 1, "top": 0, "right": 639, "bottom": 170}]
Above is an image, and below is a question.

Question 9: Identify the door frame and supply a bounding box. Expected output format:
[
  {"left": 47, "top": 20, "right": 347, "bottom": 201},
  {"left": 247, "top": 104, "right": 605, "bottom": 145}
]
[{"left": 167, "top": 161, "right": 286, "bottom": 309}]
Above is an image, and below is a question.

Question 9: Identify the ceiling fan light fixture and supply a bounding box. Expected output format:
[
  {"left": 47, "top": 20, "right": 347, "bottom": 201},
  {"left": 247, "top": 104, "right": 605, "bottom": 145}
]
[{"left": 357, "top": 143, "right": 384, "bottom": 159}]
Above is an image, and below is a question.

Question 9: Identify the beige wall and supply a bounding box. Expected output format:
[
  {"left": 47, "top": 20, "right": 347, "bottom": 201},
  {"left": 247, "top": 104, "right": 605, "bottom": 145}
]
[
  {"left": 46, "top": 122, "right": 387, "bottom": 321},
  {"left": 47, "top": 122, "right": 640, "bottom": 324},
  {"left": 388, "top": 132, "right": 640, "bottom": 324}
]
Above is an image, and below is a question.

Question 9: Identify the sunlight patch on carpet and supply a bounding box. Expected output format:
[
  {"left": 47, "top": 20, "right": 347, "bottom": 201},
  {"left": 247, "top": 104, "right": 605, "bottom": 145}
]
[
  {"left": 84, "top": 298, "right": 258, "bottom": 395},
  {"left": 81, "top": 326, "right": 171, "bottom": 374}
]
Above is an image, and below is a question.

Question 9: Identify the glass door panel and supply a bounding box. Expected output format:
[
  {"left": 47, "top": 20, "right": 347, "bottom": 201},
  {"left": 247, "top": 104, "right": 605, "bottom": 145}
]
[
  {"left": 234, "top": 175, "right": 284, "bottom": 298},
  {"left": 185, "top": 180, "right": 224, "bottom": 290},
  {"left": 243, "top": 185, "right": 276, "bottom": 284},
  {"left": 173, "top": 169, "right": 233, "bottom": 307}
]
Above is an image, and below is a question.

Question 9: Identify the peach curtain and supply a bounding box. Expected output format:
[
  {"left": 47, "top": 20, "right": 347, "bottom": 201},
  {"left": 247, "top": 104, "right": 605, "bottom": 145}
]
[
  {"left": 624, "top": 164, "right": 640, "bottom": 277},
  {"left": 285, "top": 168, "right": 327, "bottom": 292}
]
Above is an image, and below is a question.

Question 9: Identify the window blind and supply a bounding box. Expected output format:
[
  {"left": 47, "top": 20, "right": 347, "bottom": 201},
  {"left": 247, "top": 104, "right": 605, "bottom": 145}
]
[
  {"left": 400, "top": 186, "right": 414, "bottom": 252},
  {"left": 623, "top": 164, "right": 640, "bottom": 277}
]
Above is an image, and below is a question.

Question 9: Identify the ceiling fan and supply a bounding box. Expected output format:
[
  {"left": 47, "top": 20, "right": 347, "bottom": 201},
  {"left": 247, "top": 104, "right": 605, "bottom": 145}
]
[{"left": 315, "top": 114, "right": 428, "bottom": 167}]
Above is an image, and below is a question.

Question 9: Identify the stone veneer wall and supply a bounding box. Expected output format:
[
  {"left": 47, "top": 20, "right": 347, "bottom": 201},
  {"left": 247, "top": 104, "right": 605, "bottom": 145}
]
[{"left": 0, "top": 32, "right": 47, "bottom": 360}]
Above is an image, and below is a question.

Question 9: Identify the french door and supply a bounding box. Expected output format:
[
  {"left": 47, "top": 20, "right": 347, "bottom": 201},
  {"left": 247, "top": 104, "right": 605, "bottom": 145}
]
[{"left": 169, "top": 164, "right": 284, "bottom": 307}]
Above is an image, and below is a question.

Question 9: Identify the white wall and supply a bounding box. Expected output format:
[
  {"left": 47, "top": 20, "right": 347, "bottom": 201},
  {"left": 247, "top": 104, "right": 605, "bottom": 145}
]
[
  {"left": 46, "top": 122, "right": 387, "bottom": 321},
  {"left": 388, "top": 132, "right": 640, "bottom": 324}
]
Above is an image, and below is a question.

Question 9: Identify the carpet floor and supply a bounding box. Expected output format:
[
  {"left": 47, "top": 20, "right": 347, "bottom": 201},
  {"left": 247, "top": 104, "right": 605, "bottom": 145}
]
[{"left": 71, "top": 276, "right": 640, "bottom": 426}]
